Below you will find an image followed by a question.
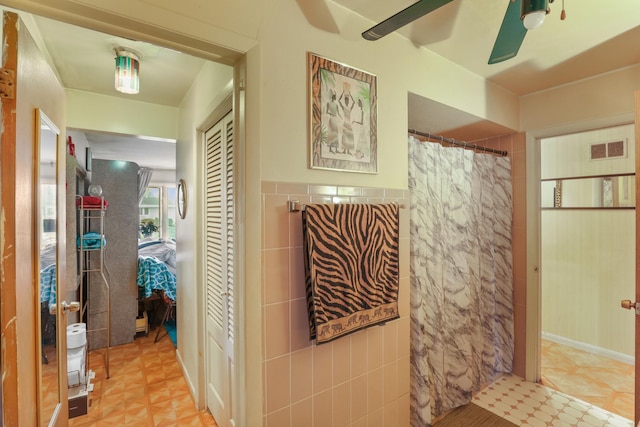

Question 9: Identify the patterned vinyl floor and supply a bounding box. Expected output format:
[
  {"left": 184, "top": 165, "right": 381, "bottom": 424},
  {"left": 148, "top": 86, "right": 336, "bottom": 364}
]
[
  {"left": 473, "top": 374, "right": 633, "bottom": 427},
  {"left": 67, "top": 331, "right": 217, "bottom": 426},
  {"left": 51, "top": 334, "right": 634, "bottom": 426},
  {"left": 541, "top": 339, "right": 633, "bottom": 421}
]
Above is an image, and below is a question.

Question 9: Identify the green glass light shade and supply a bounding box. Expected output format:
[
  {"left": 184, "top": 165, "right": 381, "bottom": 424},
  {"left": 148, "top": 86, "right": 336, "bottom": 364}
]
[{"left": 115, "top": 50, "right": 140, "bottom": 94}]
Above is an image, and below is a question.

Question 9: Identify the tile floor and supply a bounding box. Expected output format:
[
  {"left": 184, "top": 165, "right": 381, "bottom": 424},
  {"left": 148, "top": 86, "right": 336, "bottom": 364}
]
[
  {"left": 474, "top": 374, "right": 633, "bottom": 427},
  {"left": 541, "top": 339, "right": 634, "bottom": 421},
  {"left": 68, "top": 332, "right": 217, "bottom": 426},
  {"left": 60, "top": 335, "right": 634, "bottom": 426},
  {"left": 472, "top": 338, "right": 636, "bottom": 426}
]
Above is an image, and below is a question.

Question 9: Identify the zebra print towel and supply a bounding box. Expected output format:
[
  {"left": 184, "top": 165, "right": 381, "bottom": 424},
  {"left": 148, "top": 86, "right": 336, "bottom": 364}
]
[{"left": 302, "top": 203, "right": 400, "bottom": 344}]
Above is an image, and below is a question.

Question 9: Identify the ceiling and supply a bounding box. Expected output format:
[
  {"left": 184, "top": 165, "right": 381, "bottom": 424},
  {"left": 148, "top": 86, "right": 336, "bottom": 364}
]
[
  {"left": 335, "top": 0, "right": 640, "bottom": 96},
  {"left": 31, "top": 14, "right": 207, "bottom": 107},
  {"left": 68, "top": 130, "right": 178, "bottom": 171},
  {"left": 25, "top": 0, "right": 640, "bottom": 160},
  {"left": 29, "top": 13, "right": 210, "bottom": 171},
  {"left": 341, "top": 0, "right": 640, "bottom": 140}
]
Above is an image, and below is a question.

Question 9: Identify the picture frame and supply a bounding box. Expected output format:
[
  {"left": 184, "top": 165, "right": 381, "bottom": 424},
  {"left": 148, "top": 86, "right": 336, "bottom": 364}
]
[
  {"left": 177, "top": 178, "right": 187, "bottom": 219},
  {"left": 308, "top": 52, "right": 377, "bottom": 173}
]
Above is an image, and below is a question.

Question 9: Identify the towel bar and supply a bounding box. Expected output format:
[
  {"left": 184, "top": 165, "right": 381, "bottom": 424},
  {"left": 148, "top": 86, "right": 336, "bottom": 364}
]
[{"left": 288, "top": 200, "right": 406, "bottom": 213}]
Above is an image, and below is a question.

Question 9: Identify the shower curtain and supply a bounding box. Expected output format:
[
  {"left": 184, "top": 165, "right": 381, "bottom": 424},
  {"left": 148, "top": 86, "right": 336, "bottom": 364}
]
[{"left": 408, "top": 136, "right": 514, "bottom": 426}]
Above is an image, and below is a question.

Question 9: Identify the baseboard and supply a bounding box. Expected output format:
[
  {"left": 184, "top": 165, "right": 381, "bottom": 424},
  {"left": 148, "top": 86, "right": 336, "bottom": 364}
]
[
  {"left": 542, "top": 331, "right": 634, "bottom": 365},
  {"left": 175, "top": 349, "right": 198, "bottom": 404}
]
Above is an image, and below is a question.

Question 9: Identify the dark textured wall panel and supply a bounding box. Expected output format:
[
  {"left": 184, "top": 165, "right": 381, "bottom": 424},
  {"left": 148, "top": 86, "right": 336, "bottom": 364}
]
[{"left": 88, "top": 159, "right": 139, "bottom": 348}]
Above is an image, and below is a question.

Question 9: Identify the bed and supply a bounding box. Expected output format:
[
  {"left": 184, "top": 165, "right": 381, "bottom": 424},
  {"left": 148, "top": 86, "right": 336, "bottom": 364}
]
[
  {"left": 136, "top": 239, "right": 177, "bottom": 342},
  {"left": 138, "top": 239, "right": 176, "bottom": 276},
  {"left": 39, "top": 243, "right": 57, "bottom": 362}
]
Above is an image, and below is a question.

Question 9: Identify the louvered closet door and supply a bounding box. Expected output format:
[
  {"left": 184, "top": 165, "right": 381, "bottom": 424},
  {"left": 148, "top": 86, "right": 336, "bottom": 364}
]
[{"left": 205, "top": 111, "right": 235, "bottom": 427}]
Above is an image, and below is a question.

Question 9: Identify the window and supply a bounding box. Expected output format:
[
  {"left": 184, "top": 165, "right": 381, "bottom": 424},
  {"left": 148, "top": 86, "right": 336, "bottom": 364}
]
[
  {"left": 139, "top": 185, "right": 176, "bottom": 240},
  {"left": 167, "top": 186, "right": 177, "bottom": 239}
]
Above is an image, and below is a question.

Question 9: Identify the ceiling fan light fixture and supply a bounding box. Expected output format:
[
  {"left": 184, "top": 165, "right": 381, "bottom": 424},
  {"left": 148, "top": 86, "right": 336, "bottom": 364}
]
[
  {"left": 521, "top": 0, "right": 548, "bottom": 30},
  {"left": 114, "top": 49, "right": 140, "bottom": 94}
]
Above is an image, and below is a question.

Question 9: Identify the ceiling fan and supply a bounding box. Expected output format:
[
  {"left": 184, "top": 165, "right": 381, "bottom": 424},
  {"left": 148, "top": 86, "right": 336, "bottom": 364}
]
[{"left": 362, "top": 0, "right": 565, "bottom": 64}]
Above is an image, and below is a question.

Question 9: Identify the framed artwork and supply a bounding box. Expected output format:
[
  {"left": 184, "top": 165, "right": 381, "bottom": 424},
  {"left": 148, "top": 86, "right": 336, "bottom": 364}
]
[{"left": 308, "top": 52, "right": 377, "bottom": 173}]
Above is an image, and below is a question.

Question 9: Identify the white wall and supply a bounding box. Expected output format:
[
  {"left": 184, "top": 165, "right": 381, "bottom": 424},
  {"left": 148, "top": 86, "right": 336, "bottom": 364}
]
[
  {"left": 66, "top": 88, "right": 179, "bottom": 139},
  {"left": 256, "top": 0, "right": 520, "bottom": 189},
  {"left": 149, "top": 169, "right": 176, "bottom": 186},
  {"left": 520, "top": 65, "right": 640, "bottom": 135},
  {"left": 541, "top": 125, "right": 635, "bottom": 179},
  {"left": 35, "top": 0, "right": 640, "bottom": 423},
  {"left": 175, "top": 60, "right": 233, "bottom": 406},
  {"left": 66, "top": 129, "right": 91, "bottom": 171},
  {"left": 542, "top": 210, "right": 635, "bottom": 357}
]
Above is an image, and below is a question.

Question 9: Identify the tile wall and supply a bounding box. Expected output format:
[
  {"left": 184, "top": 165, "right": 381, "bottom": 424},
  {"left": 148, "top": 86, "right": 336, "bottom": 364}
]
[
  {"left": 261, "top": 181, "right": 411, "bottom": 427},
  {"left": 260, "top": 135, "right": 526, "bottom": 425}
]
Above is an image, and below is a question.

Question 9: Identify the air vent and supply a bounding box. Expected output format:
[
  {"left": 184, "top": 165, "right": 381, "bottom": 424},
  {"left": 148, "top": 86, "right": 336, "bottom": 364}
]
[{"left": 590, "top": 140, "right": 626, "bottom": 161}]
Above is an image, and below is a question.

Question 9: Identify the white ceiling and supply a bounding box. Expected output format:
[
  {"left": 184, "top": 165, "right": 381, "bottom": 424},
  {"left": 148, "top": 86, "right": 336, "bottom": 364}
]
[
  {"left": 332, "top": 0, "right": 640, "bottom": 139},
  {"left": 31, "top": 14, "right": 207, "bottom": 107},
  {"left": 26, "top": 0, "right": 640, "bottom": 159},
  {"left": 29, "top": 13, "right": 209, "bottom": 171},
  {"left": 68, "top": 130, "right": 177, "bottom": 171},
  {"left": 335, "top": 0, "right": 640, "bottom": 96}
]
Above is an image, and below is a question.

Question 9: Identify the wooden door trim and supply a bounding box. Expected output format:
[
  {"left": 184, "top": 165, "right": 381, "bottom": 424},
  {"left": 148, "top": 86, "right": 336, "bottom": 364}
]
[
  {"left": 0, "top": 11, "right": 20, "bottom": 427},
  {"left": 634, "top": 90, "right": 640, "bottom": 425}
]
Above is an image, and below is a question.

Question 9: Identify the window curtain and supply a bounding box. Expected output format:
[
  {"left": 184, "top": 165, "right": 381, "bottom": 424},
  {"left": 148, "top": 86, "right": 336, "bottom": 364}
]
[
  {"left": 137, "top": 167, "right": 153, "bottom": 203},
  {"left": 408, "top": 136, "right": 514, "bottom": 426}
]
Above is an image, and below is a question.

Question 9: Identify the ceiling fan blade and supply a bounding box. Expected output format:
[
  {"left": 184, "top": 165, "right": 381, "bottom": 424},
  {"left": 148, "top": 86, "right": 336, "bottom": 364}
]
[
  {"left": 362, "top": 0, "right": 454, "bottom": 41},
  {"left": 488, "top": 0, "right": 528, "bottom": 64}
]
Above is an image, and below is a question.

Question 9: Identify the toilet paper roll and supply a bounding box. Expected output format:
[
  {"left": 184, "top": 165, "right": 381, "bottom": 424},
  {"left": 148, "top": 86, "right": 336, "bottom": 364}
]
[
  {"left": 67, "top": 346, "right": 85, "bottom": 359},
  {"left": 67, "top": 327, "right": 87, "bottom": 349},
  {"left": 67, "top": 354, "right": 86, "bottom": 386},
  {"left": 67, "top": 323, "right": 86, "bottom": 331}
]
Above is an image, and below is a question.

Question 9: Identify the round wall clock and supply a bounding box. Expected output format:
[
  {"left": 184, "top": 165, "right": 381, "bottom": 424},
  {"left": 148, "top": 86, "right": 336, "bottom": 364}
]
[{"left": 177, "top": 178, "right": 187, "bottom": 219}]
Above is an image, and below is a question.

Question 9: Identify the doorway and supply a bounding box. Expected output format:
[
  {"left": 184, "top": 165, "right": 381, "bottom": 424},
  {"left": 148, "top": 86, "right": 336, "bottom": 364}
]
[
  {"left": 539, "top": 124, "right": 636, "bottom": 420},
  {"left": 9, "top": 8, "right": 236, "bottom": 423}
]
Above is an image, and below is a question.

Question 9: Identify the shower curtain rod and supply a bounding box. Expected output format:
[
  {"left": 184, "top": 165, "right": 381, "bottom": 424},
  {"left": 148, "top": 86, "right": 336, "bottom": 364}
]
[{"left": 408, "top": 129, "right": 508, "bottom": 157}]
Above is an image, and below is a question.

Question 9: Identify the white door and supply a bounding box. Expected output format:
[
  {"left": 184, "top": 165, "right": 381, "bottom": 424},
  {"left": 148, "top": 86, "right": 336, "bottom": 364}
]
[{"left": 204, "top": 111, "right": 235, "bottom": 427}]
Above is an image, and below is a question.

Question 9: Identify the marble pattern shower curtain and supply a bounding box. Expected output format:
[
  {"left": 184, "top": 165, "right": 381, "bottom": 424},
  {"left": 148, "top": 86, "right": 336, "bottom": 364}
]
[{"left": 408, "top": 136, "right": 514, "bottom": 426}]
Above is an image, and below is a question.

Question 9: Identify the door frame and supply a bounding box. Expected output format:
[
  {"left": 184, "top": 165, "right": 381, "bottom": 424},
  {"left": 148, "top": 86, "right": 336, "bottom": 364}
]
[
  {"left": 634, "top": 90, "right": 640, "bottom": 424},
  {"left": 0, "top": 10, "right": 21, "bottom": 427},
  {"left": 197, "top": 94, "right": 238, "bottom": 427},
  {"left": 0, "top": 4, "right": 258, "bottom": 424},
  {"left": 1, "top": 9, "right": 69, "bottom": 425},
  {"left": 524, "top": 112, "right": 638, "bottom": 419},
  {"left": 204, "top": 108, "right": 235, "bottom": 427}
]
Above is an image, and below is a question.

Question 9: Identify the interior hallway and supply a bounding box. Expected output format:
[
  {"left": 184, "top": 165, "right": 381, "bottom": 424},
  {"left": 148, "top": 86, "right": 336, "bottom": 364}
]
[{"left": 68, "top": 332, "right": 217, "bottom": 426}]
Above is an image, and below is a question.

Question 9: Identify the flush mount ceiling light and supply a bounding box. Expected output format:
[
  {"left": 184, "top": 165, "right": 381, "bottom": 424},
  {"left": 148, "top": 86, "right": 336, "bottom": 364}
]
[
  {"left": 114, "top": 48, "right": 140, "bottom": 94},
  {"left": 521, "top": 0, "right": 549, "bottom": 30}
]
